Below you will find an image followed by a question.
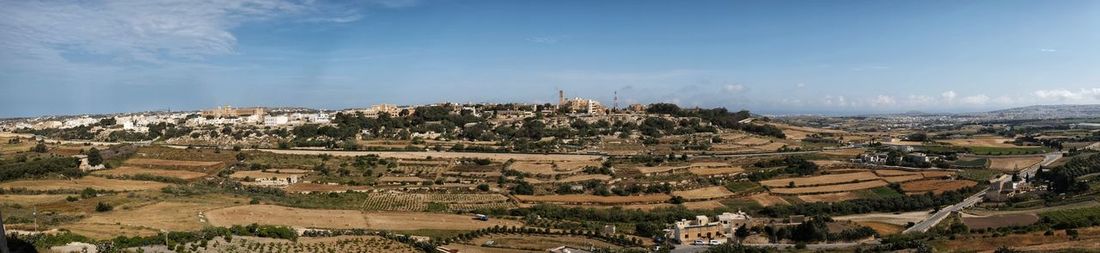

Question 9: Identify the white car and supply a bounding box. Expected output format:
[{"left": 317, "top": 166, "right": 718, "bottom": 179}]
[
  {"left": 709, "top": 240, "right": 721, "bottom": 245},
  {"left": 692, "top": 239, "right": 705, "bottom": 245}
]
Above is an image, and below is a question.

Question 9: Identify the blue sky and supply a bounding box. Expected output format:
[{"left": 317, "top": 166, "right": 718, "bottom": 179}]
[{"left": 2, "top": 0, "right": 1100, "bottom": 117}]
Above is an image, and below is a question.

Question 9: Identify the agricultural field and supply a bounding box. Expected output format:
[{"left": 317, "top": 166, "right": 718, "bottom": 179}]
[
  {"left": 0, "top": 194, "right": 73, "bottom": 206},
  {"left": 797, "top": 192, "right": 860, "bottom": 203},
  {"left": 92, "top": 166, "right": 208, "bottom": 180},
  {"left": 0, "top": 177, "right": 169, "bottom": 191},
  {"left": 941, "top": 136, "right": 1016, "bottom": 148},
  {"left": 156, "top": 235, "right": 422, "bottom": 253},
  {"left": 986, "top": 155, "right": 1046, "bottom": 172},
  {"left": 65, "top": 195, "right": 248, "bottom": 239},
  {"left": 509, "top": 160, "right": 598, "bottom": 175},
  {"left": 687, "top": 165, "right": 744, "bottom": 176},
  {"left": 259, "top": 149, "right": 603, "bottom": 162},
  {"left": 769, "top": 180, "right": 888, "bottom": 195},
  {"left": 760, "top": 171, "right": 880, "bottom": 187},
  {"left": 205, "top": 205, "right": 521, "bottom": 231},
  {"left": 468, "top": 234, "right": 620, "bottom": 251},
  {"left": 671, "top": 186, "right": 736, "bottom": 201},
  {"left": 899, "top": 179, "right": 978, "bottom": 195},
  {"left": 961, "top": 213, "right": 1039, "bottom": 230},
  {"left": 125, "top": 158, "right": 224, "bottom": 172},
  {"left": 513, "top": 194, "right": 671, "bottom": 205},
  {"left": 743, "top": 193, "right": 790, "bottom": 207}
]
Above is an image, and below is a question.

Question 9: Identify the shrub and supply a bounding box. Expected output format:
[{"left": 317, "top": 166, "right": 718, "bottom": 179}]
[{"left": 95, "top": 202, "right": 113, "bottom": 212}]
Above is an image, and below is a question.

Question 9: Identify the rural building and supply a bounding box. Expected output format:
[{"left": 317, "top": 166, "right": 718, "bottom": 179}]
[
  {"left": 671, "top": 211, "right": 752, "bottom": 244},
  {"left": 202, "top": 105, "right": 265, "bottom": 118}
]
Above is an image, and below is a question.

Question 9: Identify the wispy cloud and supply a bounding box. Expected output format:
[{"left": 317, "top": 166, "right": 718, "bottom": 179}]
[
  {"left": 0, "top": 0, "right": 417, "bottom": 64},
  {"left": 526, "top": 35, "right": 570, "bottom": 44},
  {"left": 723, "top": 84, "right": 746, "bottom": 93},
  {"left": 1039, "top": 48, "right": 1058, "bottom": 52},
  {"left": 1034, "top": 88, "right": 1100, "bottom": 101}
]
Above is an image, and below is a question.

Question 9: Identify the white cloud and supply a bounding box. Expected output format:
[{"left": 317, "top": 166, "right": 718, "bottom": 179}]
[
  {"left": 870, "top": 95, "right": 896, "bottom": 107},
  {"left": 0, "top": 0, "right": 411, "bottom": 64},
  {"left": 723, "top": 84, "right": 745, "bottom": 93},
  {"left": 960, "top": 94, "right": 990, "bottom": 105},
  {"left": 795, "top": 83, "right": 805, "bottom": 88},
  {"left": 907, "top": 95, "right": 934, "bottom": 106},
  {"left": 1039, "top": 48, "right": 1057, "bottom": 52},
  {"left": 941, "top": 90, "right": 957, "bottom": 100},
  {"left": 1033, "top": 88, "right": 1100, "bottom": 101}
]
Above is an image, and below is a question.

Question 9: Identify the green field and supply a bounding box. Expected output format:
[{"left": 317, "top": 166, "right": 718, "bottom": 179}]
[
  {"left": 967, "top": 146, "right": 1051, "bottom": 156},
  {"left": 953, "top": 158, "right": 989, "bottom": 168},
  {"left": 857, "top": 187, "right": 904, "bottom": 199},
  {"left": 958, "top": 169, "right": 1001, "bottom": 182}
]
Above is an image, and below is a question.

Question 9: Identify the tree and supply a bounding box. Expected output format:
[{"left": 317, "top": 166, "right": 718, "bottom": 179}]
[
  {"left": 669, "top": 196, "right": 685, "bottom": 204},
  {"left": 87, "top": 147, "right": 103, "bottom": 166},
  {"left": 511, "top": 181, "right": 534, "bottom": 195},
  {"left": 81, "top": 187, "right": 98, "bottom": 199},
  {"left": 236, "top": 152, "right": 248, "bottom": 161},
  {"left": 735, "top": 224, "right": 750, "bottom": 239},
  {"left": 477, "top": 184, "right": 491, "bottom": 192},
  {"left": 32, "top": 143, "right": 48, "bottom": 153},
  {"left": 95, "top": 202, "right": 113, "bottom": 212},
  {"left": 1067, "top": 229, "right": 1079, "bottom": 240}
]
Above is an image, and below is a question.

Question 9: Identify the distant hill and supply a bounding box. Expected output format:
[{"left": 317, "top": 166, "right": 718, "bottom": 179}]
[{"left": 978, "top": 104, "right": 1100, "bottom": 119}]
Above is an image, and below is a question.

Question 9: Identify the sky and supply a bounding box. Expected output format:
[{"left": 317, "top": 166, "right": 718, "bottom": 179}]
[{"left": 2, "top": 0, "right": 1100, "bottom": 117}]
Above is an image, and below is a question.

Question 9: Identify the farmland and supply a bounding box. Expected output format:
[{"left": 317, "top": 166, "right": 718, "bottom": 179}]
[
  {"left": 671, "top": 186, "right": 736, "bottom": 201},
  {"left": 92, "top": 166, "right": 208, "bottom": 180},
  {"left": 0, "top": 177, "right": 169, "bottom": 191},
  {"left": 900, "top": 179, "right": 977, "bottom": 194},
  {"left": 513, "top": 194, "right": 671, "bottom": 205},
  {"left": 986, "top": 155, "right": 1045, "bottom": 171},
  {"left": 204, "top": 205, "right": 521, "bottom": 231}
]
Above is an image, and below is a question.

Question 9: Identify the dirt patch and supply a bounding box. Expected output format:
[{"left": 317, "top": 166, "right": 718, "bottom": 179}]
[
  {"left": 962, "top": 213, "right": 1039, "bottom": 230},
  {"left": 0, "top": 177, "right": 169, "bottom": 191},
  {"left": 769, "top": 180, "right": 888, "bottom": 195},
  {"left": 900, "top": 179, "right": 977, "bottom": 195},
  {"left": 513, "top": 194, "right": 670, "bottom": 205},
  {"left": 92, "top": 166, "right": 208, "bottom": 180}
]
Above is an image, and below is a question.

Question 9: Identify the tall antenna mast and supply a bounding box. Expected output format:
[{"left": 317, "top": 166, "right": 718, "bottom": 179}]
[{"left": 613, "top": 91, "right": 619, "bottom": 111}]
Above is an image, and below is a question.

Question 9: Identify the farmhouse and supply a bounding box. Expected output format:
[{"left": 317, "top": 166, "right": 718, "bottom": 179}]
[{"left": 671, "top": 211, "right": 752, "bottom": 244}]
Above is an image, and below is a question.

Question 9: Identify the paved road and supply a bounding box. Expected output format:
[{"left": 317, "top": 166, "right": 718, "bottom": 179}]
[
  {"left": 1017, "top": 152, "right": 1062, "bottom": 180},
  {"left": 904, "top": 152, "right": 1062, "bottom": 234},
  {"left": 903, "top": 188, "right": 987, "bottom": 234}
]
